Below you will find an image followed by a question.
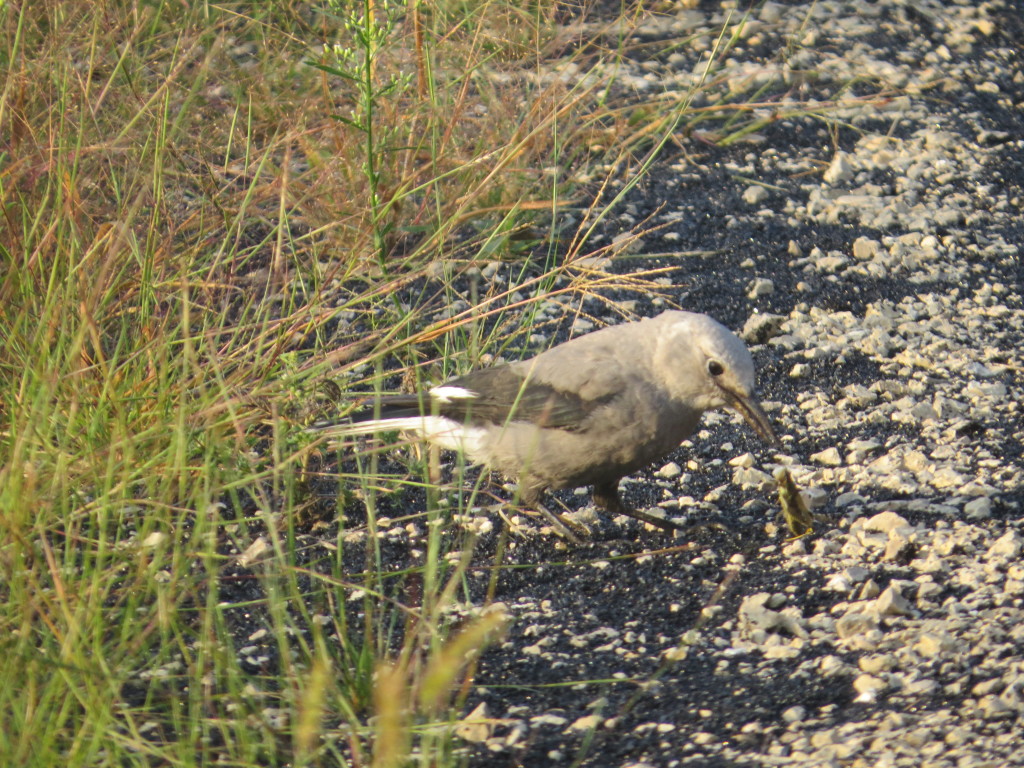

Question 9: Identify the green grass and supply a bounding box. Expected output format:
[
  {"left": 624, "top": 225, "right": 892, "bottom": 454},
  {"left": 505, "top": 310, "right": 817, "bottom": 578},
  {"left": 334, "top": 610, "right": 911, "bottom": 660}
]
[{"left": 0, "top": 1, "right": 891, "bottom": 765}]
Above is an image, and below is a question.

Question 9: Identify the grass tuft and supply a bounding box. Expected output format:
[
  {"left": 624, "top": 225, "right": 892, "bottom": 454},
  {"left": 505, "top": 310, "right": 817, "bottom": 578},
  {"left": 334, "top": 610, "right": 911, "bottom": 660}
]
[{"left": 0, "top": 1, "right": 889, "bottom": 764}]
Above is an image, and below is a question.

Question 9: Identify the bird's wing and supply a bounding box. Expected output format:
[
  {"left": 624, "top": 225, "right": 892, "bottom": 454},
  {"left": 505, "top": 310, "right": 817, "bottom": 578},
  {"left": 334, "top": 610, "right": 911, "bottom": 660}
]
[
  {"left": 440, "top": 363, "right": 623, "bottom": 431},
  {"left": 344, "top": 322, "right": 654, "bottom": 431}
]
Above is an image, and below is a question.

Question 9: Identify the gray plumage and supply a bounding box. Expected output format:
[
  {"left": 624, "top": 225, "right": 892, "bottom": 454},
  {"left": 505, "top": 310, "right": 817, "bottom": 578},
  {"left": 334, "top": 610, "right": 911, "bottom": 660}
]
[{"left": 315, "top": 310, "right": 777, "bottom": 525}]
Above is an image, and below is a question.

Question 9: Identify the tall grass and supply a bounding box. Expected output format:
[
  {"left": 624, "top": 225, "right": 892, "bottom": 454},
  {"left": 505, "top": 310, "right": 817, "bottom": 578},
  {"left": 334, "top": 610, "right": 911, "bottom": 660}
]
[
  {"left": 0, "top": 1, "right": 886, "bottom": 764},
  {"left": 0, "top": 2, "right": 618, "bottom": 763}
]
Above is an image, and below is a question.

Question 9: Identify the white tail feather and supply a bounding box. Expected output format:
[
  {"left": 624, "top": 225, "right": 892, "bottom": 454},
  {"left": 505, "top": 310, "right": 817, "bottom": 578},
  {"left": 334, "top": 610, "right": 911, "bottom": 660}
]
[
  {"left": 431, "top": 385, "right": 477, "bottom": 403},
  {"left": 316, "top": 415, "right": 488, "bottom": 459}
]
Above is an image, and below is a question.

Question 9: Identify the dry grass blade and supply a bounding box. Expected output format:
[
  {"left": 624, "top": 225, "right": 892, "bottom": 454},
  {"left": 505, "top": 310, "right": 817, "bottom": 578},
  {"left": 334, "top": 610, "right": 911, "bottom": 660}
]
[{"left": 0, "top": 1, "right": 892, "bottom": 765}]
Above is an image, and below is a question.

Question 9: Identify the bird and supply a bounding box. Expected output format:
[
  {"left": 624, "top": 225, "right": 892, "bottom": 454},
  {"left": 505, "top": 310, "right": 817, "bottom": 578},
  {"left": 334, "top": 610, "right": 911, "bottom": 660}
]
[{"left": 313, "top": 310, "right": 777, "bottom": 537}]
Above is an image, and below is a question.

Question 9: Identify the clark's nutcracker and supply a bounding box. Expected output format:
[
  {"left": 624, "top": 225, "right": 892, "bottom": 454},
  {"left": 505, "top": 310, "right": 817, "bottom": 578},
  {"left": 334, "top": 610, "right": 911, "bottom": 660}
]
[{"left": 316, "top": 311, "right": 777, "bottom": 533}]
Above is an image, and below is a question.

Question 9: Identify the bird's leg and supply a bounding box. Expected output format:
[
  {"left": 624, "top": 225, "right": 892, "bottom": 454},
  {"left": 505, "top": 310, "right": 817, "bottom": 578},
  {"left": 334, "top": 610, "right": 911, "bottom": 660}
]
[
  {"left": 593, "top": 480, "right": 682, "bottom": 535},
  {"left": 534, "top": 503, "right": 585, "bottom": 544},
  {"left": 592, "top": 480, "right": 625, "bottom": 514},
  {"left": 518, "top": 484, "right": 585, "bottom": 544}
]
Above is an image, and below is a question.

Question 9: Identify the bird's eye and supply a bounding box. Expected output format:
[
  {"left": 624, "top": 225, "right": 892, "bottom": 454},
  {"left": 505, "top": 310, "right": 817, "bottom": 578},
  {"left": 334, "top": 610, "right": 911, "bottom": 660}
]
[{"left": 707, "top": 360, "right": 725, "bottom": 377}]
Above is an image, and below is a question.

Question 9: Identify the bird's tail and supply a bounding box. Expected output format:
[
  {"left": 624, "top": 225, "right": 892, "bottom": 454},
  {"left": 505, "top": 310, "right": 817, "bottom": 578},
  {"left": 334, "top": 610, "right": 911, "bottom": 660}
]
[
  {"left": 309, "top": 394, "right": 482, "bottom": 455},
  {"left": 309, "top": 394, "right": 432, "bottom": 437}
]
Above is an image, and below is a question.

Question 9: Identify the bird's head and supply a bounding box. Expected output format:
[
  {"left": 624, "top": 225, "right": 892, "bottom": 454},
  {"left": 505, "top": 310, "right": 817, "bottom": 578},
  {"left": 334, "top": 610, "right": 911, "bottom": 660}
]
[{"left": 655, "top": 311, "right": 778, "bottom": 445}]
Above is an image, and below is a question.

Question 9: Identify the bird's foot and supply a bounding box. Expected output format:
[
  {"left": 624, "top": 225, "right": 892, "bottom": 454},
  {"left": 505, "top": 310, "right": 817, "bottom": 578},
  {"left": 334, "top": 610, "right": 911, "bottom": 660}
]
[
  {"left": 614, "top": 507, "right": 687, "bottom": 535},
  {"left": 527, "top": 503, "right": 587, "bottom": 544},
  {"left": 513, "top": 484, "right": 588, "bottom": 544},
  {"left": 508, "top": 502, "right": 588, "bottom": 544},
  {"left": 593, "top": 482, "right": 682, "bottom": 535},
  {"left": 611, "top": 509, "right": 736, "bottom": 539}
]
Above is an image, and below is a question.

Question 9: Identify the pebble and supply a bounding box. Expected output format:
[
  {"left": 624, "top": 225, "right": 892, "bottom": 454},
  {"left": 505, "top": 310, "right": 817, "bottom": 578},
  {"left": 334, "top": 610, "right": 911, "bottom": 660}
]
[
  {"left": 835, "top": 612, "right": 878, "bottom": 640},
  {"left": 738, "top": 593, "right": 807, "bottom": 638},
  {"left": 782, "top": 705, "right": 807, "bottom": 724},
  {"left": 732, "top": 467, "right": 775, "bottom": 490},
  {"left": 747, "top": 277, "right": 775, "bottom": 298},
  {"left": 656, "top": 461, "right": 682, "bottom": 479},
  {"left": 858, "top": 654, "right": 895, "bottom": 674},
  {"left": 565, "top": 715, "right": 602, "bottom": 733},
  {"left": 823, "top": 152, "right": 854, "bottom": 185},
  {"left": 853, "top": 674, "right": 886, "bottom": 701},
  {"left": 914, "top": 632, "right": 956, "bottom": 658},
  {"left": 419, "top": 2, "right": 1024, "bottom": 766},
  {"left": 743, "top": 185, "right": 770, "bottom": 205},
  {"left": 835, "top": 491, "right": 867, "bottom": 507},
  {"left": 862, "top": 511, "right": 909, "bottom": 533},
  {"left": 728, "top": 453, "right": 755, "bottom": 468},
  {"left": 987, "top": 531, "right": 1021, "bottom": 559},
  {"left": 810, "top": 447, "right": 842, "bottom": 466},
  {"left": 963, "top": 497, "right": 992, "bottom": 520},
  {"left": 741, "top": 313, "right": 786, "bottom": 343},
  {"left": 874, "top": 585, "right": 914, "bottom": 617}
]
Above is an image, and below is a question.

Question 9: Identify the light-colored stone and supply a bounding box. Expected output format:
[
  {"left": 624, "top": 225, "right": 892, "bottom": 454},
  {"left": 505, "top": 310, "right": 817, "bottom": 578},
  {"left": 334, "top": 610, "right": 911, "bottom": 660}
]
[
  {"left": 863, "top": 511, "right": 909, "bottom": 533},
  {"left": 810, "top": 447, "right": 843, "bottom": 466},
  {"left": 836, "top": 612, "right": 878, "bottom": 639},
  {"left": 915, "top": 632, "right": 957, "bottom": 658},
  {"left": 741, "top": 313, "right": 786, "bottom": 344},
  {"left": 782, "top": 705, "right": 807, "bottom": 724},
  {"left": 728, "top": 453, "right": 755, "bottom": 468},
  {"left": 565, "top": 714, "right": 603, "bottom": 734},
  {"left": 747, "top": 277, "right": 774, "bottom": 298},
  {"left": 738, "top": 593, "right": 807, "bottom": 638},
  {"left": 883, "top": 526, "right": 916, "bottom": 561},
  {"left": 853, "top": 674, "right": 887, "bottom": 700},
  {"left": 858, "top": 654, "right": 895, "bottom": 674},
  {"left": 988, "top": 531, "right": 1021, "bottom": 559},
  {"left": 743, "top": 185, "right": 770, "bottom": 205},
  {"left": 964, "top": 497, "right": 992, "bottom": 520},
  {"left": 824, "top": 152, "right": 854, "bottom": 185},
  {"left": 733, "top": 467, "right": 775, "bottom": 490},
  {"left": 875, "top": 585, "right": 915, "bottom": 617},
  {"left": 656, "top": 461, "right": 682, "bottom": 479}
]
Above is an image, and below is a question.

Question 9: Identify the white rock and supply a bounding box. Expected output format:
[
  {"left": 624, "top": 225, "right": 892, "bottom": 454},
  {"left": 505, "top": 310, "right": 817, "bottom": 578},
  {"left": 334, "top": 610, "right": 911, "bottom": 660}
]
[
  {"left": 801, "top": 486, "right": 828, "bottom": 509},
  {"left": 987, "top": 531, "right": 1021, "bottom": 559},
  {"left": 846, "top": 439, "right": 882, "bottom": 464},
  {"left": 963, "top": 497, "right": 992, "bottom": 520},
  {"left": 858, "top": 579, "right": 880, "bottom": 600},
  {"left": 656, "top": 461, "right": 682, "bottom": 479},
  {"left": 741, "top": 313, "right": 786, "bottom": 344},
  {"left": 853, "top": 674, "right": 887, "bottom": 701},
  {"left": 747, "top": 277, "right": 775, "bottom": 298},
  {"left": 875, "top": 585, "right": 915, "bottom": 617},
  {"left": 728, "top": 453, "right": 755, "bottom": 468},
  {"left": 810, "top": 447, "right": 843, "bottom": 466},
  {"left": 743, "top": 185, "right": 770, "bottom": 205},
  {"left": 782, "top": 705, "right": 807, "bottom": 724},
  {"left": 852, "top": 236, "right": 882, "bottom": 260},
  {"left": 836, "top": 492, "right": 867, "bottom": 507},
  {"left": 738, "top": 593, "right": 807, "bottom": 637},
  {"left": 455, "top": 703, "right": 492, "bottom": 743},
  {"left": 815, "top": 252, "right": 849, "bottom": 272},
  {"left": 883, "top": 526, "right": 918, "bottom": 561},
  {"left": 564, "top": 714, "right": 602, "bottom": 734},
  {"left": 732, "top": 467, "right": 775, "bottom": 490},
  {"left": 835, "top": 612, "right": 878, "bottom": 639},
  {"left": 824, "top": 152, "right": 854, "bottom": 184},
  {"left": 863, "top": 511, "right": 910, "bottom": 533},
  {"left": 915, "top": 631, "right": 957, "bottom": 658}
]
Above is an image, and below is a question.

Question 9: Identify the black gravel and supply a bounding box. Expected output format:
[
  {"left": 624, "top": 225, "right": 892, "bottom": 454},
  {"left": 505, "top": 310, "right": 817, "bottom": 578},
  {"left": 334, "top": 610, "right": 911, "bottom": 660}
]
[{"left": 208, "top": 1, "right": 1024, "bottom": 765}]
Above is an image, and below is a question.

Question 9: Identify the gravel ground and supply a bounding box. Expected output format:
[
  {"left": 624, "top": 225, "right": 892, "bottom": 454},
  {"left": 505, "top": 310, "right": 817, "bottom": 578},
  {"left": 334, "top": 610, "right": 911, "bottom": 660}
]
[
  {"left": 437, "top": 2, "right": 1024, "bottom": 766},
  {"left": 222, "top": 1, "right": 1024, "bottom": 765}
]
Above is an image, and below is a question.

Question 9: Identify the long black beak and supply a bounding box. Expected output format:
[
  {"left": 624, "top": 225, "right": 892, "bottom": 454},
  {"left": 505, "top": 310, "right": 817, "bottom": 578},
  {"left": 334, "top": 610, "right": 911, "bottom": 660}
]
[{"left": 724, "top": 389, "right": 778, "bottom": 445}]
